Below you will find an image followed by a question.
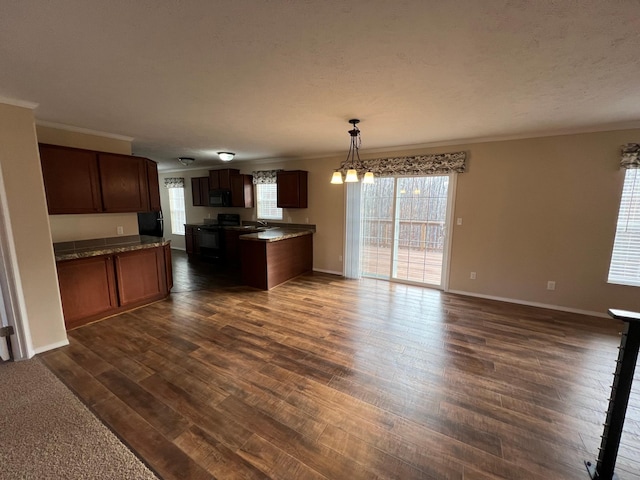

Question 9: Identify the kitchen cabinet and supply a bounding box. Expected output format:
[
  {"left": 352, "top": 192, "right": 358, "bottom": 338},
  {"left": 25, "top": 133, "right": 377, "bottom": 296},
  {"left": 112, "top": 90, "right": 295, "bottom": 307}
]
[
  {"left": 224, "top": 228, "right": 259, "bottom": 266},
  {"left": 39, "top": 144, "right": 103, "bottom": 214},
  {"left": 114, "top": 247, "right": 166, "bottom": 307},
  {"left": 277, "top": 170, "right": 308, "bottom": 208},
  {"left": 191, "top": 176, "right": 210, "bottom": 206},
  {"left": 230, "top": 174, "right": 254, "bottom": 208},
  {"left": 185, "top": 224, "right": 200, "bottom": 256},
  {"left": 146, "top": 159, "right": 161, "bottom": 212},
  {"left": 164, "top": 243, "right": 173, "bottom": 291},
  {"left": 39, "top": 143, "right": 156, "bottom": 214},
  {"left": 57, "top": 255, "right": 118, "bottom": 329},
  {"left": 56, "top": 245, "right": 171, "bottom": 329},
  {"left": 209, "top": 168, "right": 239, "bottom": 190},
  {"left": 98, "top": 153, "right": 149, "bottom": 212}
]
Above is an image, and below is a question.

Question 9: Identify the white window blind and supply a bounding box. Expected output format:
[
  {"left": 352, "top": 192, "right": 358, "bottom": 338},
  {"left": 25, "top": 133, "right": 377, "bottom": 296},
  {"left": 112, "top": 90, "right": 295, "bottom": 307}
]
[
  {"left": 608, "top": 168, "right": 640, "bottom": 286},
  {"left": 168, "top": 187, "right": 186, "bottom": 235},
  {"left": 256, "top": 184, "right": 282, "bottom": 220}
]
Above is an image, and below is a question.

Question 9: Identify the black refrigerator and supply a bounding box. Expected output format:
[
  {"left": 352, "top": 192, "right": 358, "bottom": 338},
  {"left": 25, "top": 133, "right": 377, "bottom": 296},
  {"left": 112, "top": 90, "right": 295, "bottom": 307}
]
[{"left": 137, "top": 211, "right": 164, "bottom": 237}]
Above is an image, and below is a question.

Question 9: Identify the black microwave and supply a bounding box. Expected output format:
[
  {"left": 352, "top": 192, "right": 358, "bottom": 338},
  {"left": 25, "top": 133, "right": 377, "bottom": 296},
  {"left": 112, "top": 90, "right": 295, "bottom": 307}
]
[{"left": 209, "top": 189, "right": 232, "bottom": 207}]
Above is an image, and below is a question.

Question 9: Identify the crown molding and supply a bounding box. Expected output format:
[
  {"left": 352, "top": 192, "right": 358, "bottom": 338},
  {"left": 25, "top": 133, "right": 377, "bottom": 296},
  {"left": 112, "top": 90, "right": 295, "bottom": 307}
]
[
  {"left": 35, "top": 120, "right": 134, "bottom": 142},
  {"left": 0, "top": 97, "right": 39, "bottom": 109}
]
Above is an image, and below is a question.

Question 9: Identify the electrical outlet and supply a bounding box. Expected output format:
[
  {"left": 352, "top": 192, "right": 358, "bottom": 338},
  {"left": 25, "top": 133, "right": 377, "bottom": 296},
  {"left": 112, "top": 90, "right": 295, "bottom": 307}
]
[
  {"left": 339, "top": 255, "right": 343, "bottom": 262},
  {"left": 456, "top": 218, "right": 463, "bottom": 226},
  {"left": 117, "top": 226, "right": 124, "bottom": 235},
  {"left": 547, "top": 281, "right": 556, "bottom": 291},
  {"left": 470, "top": 272, "right": 476, "bottom": 280},
  {"left": 305, "top": 218, "right": 309, "bottom": 224}
]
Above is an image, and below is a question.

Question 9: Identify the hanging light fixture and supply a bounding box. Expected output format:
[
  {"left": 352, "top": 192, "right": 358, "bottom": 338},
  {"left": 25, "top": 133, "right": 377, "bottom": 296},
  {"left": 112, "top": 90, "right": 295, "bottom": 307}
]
[
  {"left": 330, "top": 119, "right": 374, "bottom": 184},
  {"left": 217, "top": 152, "right": 235, "bottom": 162},
  {"left": 178, "top": 157, "right": 195, "bottom": 166}
]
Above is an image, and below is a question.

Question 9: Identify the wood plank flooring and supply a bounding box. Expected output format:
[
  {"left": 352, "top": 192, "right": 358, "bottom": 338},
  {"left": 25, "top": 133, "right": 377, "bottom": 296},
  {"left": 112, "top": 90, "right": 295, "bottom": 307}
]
[{"left": 41, "top": 250, "right": 640, "bottom": 479}]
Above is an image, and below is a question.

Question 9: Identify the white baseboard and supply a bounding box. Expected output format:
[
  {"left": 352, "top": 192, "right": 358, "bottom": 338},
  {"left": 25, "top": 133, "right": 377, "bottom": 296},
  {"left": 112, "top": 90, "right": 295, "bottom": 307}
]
[
  {"left": 33, "top": 338, "right": 70, "bottom": 355},
  {"left": 312, "top": 268, "right": 344, "bottom": 276},
  {"left": 446, "top": 289, "right": 608, "bottom": 318}
]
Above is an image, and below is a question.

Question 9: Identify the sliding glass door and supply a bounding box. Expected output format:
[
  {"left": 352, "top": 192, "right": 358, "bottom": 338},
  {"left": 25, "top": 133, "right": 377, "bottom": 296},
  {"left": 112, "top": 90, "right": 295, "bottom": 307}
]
[{"left": 361, "top": 175, "right": 452, "bottom": 288}]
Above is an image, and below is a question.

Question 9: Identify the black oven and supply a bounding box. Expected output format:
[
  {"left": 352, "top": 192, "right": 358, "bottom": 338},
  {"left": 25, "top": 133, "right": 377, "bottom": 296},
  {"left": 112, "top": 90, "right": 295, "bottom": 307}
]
[{"left": 198, "top": 213, "right": 240, "bottom": 260}]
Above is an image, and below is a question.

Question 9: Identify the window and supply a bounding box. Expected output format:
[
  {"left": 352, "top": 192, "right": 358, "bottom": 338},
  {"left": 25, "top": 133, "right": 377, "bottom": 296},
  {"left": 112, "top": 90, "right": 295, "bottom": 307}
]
[
  {"left": 608, "top": 168, "right": 640, "bottom": 286},
  {"left": 168, "top": 187, "right": 186, "bottom": 235},
  {"left": 256, "top": 183, "right": 282, "bottom": 220}
]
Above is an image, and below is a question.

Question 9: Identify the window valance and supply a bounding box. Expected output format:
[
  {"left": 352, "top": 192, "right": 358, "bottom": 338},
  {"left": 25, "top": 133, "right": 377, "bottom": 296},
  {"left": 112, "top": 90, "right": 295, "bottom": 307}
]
[
  {"left": 164, "top": 177, "right": 185, "bottom": 188},
  {"left": 338, "top": 151, "right": 466, "bottom": 176},
  {"left": 621, "top": 144, "right": 640, "bottom": 169},
  {"left": 252, "top": 170, "right": 282, "bottom": 184}
]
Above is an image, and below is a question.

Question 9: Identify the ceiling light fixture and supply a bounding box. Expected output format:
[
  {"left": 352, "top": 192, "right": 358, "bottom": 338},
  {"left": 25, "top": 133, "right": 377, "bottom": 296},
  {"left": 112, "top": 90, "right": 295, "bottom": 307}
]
[
  {"left": 178, "top": 157, "right": 195, "bottom": 166},
  {"left": 330, "top": 119, "right": 374, "bottom": 184},
  {"left": 217, "top": 152, "right": 235, "bottom": 162}
]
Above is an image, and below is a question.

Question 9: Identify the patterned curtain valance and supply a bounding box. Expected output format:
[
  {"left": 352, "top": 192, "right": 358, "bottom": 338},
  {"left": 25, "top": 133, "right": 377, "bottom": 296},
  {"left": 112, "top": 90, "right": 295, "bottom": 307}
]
[
  {"left": 164, "top": 177, "right": 185, "bottom": 188},
  {"left": 338, "top": 151, "right": 466, "bottom": 176},
  {"left": 252, "top": 170, "right": 282, "bottom": 184},
  {"left": 621, "top": 144, "right": 640, "bottom": 169}
]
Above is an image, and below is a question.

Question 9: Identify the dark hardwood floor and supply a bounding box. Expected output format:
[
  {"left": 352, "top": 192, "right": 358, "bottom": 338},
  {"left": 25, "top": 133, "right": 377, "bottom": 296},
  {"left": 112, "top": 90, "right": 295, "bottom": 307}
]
[{"left": 41, "top": 250, "right": 640, "bottom": 479}]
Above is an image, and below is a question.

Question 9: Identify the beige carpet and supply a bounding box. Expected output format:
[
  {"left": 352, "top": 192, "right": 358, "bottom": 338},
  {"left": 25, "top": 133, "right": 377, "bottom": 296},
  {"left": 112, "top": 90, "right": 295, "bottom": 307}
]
[{"left": 0, "top": 359, "right": 159, "bottom": 480}]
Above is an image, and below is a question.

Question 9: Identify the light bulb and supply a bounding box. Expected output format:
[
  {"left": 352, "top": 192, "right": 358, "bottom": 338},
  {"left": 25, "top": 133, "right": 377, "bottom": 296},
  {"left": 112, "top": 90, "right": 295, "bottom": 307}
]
[
  {"left": 330, "top": 171, "right": 344, "bottom": 184},
  {"left": 345, "top": 169, "right": 359, "bottom": 182}
]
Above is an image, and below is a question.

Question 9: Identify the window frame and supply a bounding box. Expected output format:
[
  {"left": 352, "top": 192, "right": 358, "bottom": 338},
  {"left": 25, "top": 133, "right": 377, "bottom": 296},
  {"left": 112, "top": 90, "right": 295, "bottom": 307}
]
[
  {"left": 255, "top": 183, "right": 283, "bottom": 221},
  {"left": 167, "top": 186, "right": 186, "bottom": 236}
]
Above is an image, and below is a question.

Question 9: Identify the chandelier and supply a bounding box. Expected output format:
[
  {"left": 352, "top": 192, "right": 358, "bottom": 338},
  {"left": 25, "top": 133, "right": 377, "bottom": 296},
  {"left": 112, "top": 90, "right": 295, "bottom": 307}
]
[{"left": 330, "top": 119, "right": 374, "bottom": 184}]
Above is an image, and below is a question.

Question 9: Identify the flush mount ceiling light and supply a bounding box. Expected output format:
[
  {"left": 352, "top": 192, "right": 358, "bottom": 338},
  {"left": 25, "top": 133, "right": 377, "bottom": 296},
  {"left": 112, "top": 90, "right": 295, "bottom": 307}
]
[
  {"left": 330, "top": 119, "right": 374, "bottom": 185},
  {"left": 178, "top": 157, "right": 195, "bottom": 166},
  {"left": 217, "top": 152, "right": 235, "bottom": 162}
]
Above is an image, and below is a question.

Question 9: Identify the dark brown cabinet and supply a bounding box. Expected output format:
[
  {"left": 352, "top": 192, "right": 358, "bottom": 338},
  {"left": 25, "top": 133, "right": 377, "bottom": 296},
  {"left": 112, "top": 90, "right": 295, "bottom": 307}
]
[
  {"left": 39, "top": 143, "right": 158, "bottom": 214},
  {"left": 57, "top": 255, "right": 118, "bottom": 329},
  {"left": 209, "top": 168, "right": 239, "bottom": 190},
  {"left": 277, "top": 170, "right": 308, "bottom": 208},
  {"left": 230, "top": 174, "right": 254, "bottom": 208},
  {"left": 185, "top": 225, "right": 200, "bottom": 256},
  {"left": 191, "top": 176, "right": 210, "bottom": 206},
  {"left": 56, "top": 245, "right": 171, "bottom": 329},
  {"left": 98, "top": 153, "right": 149, "bottom": 212},
  {"left": 114, "top": 248, "right": 166, "bottom": 307},
  {"left": 146, "top": 159, "right": 161, "bottom": 212},
  {"left": 39, "top": 144, "right": 103, "bottom": 214}
]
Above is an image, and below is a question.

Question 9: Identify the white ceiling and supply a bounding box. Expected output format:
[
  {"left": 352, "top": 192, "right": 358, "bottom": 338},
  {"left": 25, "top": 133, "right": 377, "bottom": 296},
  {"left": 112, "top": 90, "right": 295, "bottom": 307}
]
[{"left": 2, "top": 0, "right": 640, "bottom": 172}]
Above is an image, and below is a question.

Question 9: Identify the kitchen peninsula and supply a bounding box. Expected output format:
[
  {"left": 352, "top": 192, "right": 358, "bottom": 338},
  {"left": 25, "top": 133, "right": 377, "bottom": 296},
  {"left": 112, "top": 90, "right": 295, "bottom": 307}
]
[{"left": 239, "top": 226, "right": 314, "bottom": 290}]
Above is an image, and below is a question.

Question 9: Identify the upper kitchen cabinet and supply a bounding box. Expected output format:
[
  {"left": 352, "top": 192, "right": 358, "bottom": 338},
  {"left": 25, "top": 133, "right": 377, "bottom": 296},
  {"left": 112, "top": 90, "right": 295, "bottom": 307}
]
[
  {"left": 146, "top": 159, "right": 161, "bottom": 212},
  {"left": 209, "top": 168, "right": 239, "bottom": 190},
  {"left": 191, "top": 176, "right": 210, "bottom": 206},
  {"left": 277, "top": 170, "right": 308, "bottom": 208},
  {"left": 230, "top": 174, "right": 254, "bottom": 208},
  {"left": 98, "top": 153, "right": 149, "bottom": 213},
  {"left": 39, "top": 144, "right": 103, "bottom": 214}
]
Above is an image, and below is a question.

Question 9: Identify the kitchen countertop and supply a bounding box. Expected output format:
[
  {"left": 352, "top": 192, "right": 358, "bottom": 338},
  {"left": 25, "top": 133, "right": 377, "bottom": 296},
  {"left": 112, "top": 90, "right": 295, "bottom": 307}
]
[
  {"left": 238, "top": 227, "right": 314, "bottom": 243},
  {"left": 54, "top": 235, "right": 169, "bottom": 261}
]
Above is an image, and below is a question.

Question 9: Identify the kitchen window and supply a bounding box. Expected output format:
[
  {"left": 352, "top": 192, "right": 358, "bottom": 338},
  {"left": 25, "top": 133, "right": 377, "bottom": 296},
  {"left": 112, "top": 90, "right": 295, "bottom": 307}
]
[
  {"left": 168, "top": 186, "right": 186, "bottom": 235},
  {"left": 256, "top": 183, "right": 282, "bottom": 220}
]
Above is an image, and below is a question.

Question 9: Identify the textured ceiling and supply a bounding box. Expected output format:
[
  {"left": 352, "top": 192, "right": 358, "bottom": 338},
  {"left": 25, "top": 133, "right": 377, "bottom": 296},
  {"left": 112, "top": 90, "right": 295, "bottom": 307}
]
[{"left": 1, "top": 0, "right": 640, "bottom": 171}]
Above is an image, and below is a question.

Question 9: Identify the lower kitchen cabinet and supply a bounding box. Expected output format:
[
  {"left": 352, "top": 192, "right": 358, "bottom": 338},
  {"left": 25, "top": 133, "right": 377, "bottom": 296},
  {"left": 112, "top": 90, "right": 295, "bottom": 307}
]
[
  {"left": 56, "top": 245, "right": 171, "bottom": 329},
  {"left": 57, "top": 255, "right": 118, "bottom": 329},
  {"left": 114, "top": 247, "right": 166, "bottom": 307}
]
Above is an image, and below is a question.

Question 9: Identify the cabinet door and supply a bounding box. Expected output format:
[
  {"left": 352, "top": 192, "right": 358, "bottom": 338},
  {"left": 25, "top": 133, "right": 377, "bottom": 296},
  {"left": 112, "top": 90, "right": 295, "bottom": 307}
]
[
  {"left": 191, "top": 177, "right": 210, "bottom": 206},
  {"left": 56, "top": 255, "right": 118, "bottom": 329},
  {"left": 39, "top": 144, "right": 103, "bottom": 214},
  {"left": 230, "top": 174, "right": 254, "bottom": 208},
  {"left": 114, "top": 247, "right": 165, "bottom": 307},
  {"left": 209, "top": 169, "right": 239, "bottom": 190},
  {"left": 98, "top": 153, "right": 150, "bottom": 212},
  {"left": 277, "top": 170, "right": 308, "bottom": 208},
  {"left": 146, "top": 159, "right": 161, "bottom": 212}
]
